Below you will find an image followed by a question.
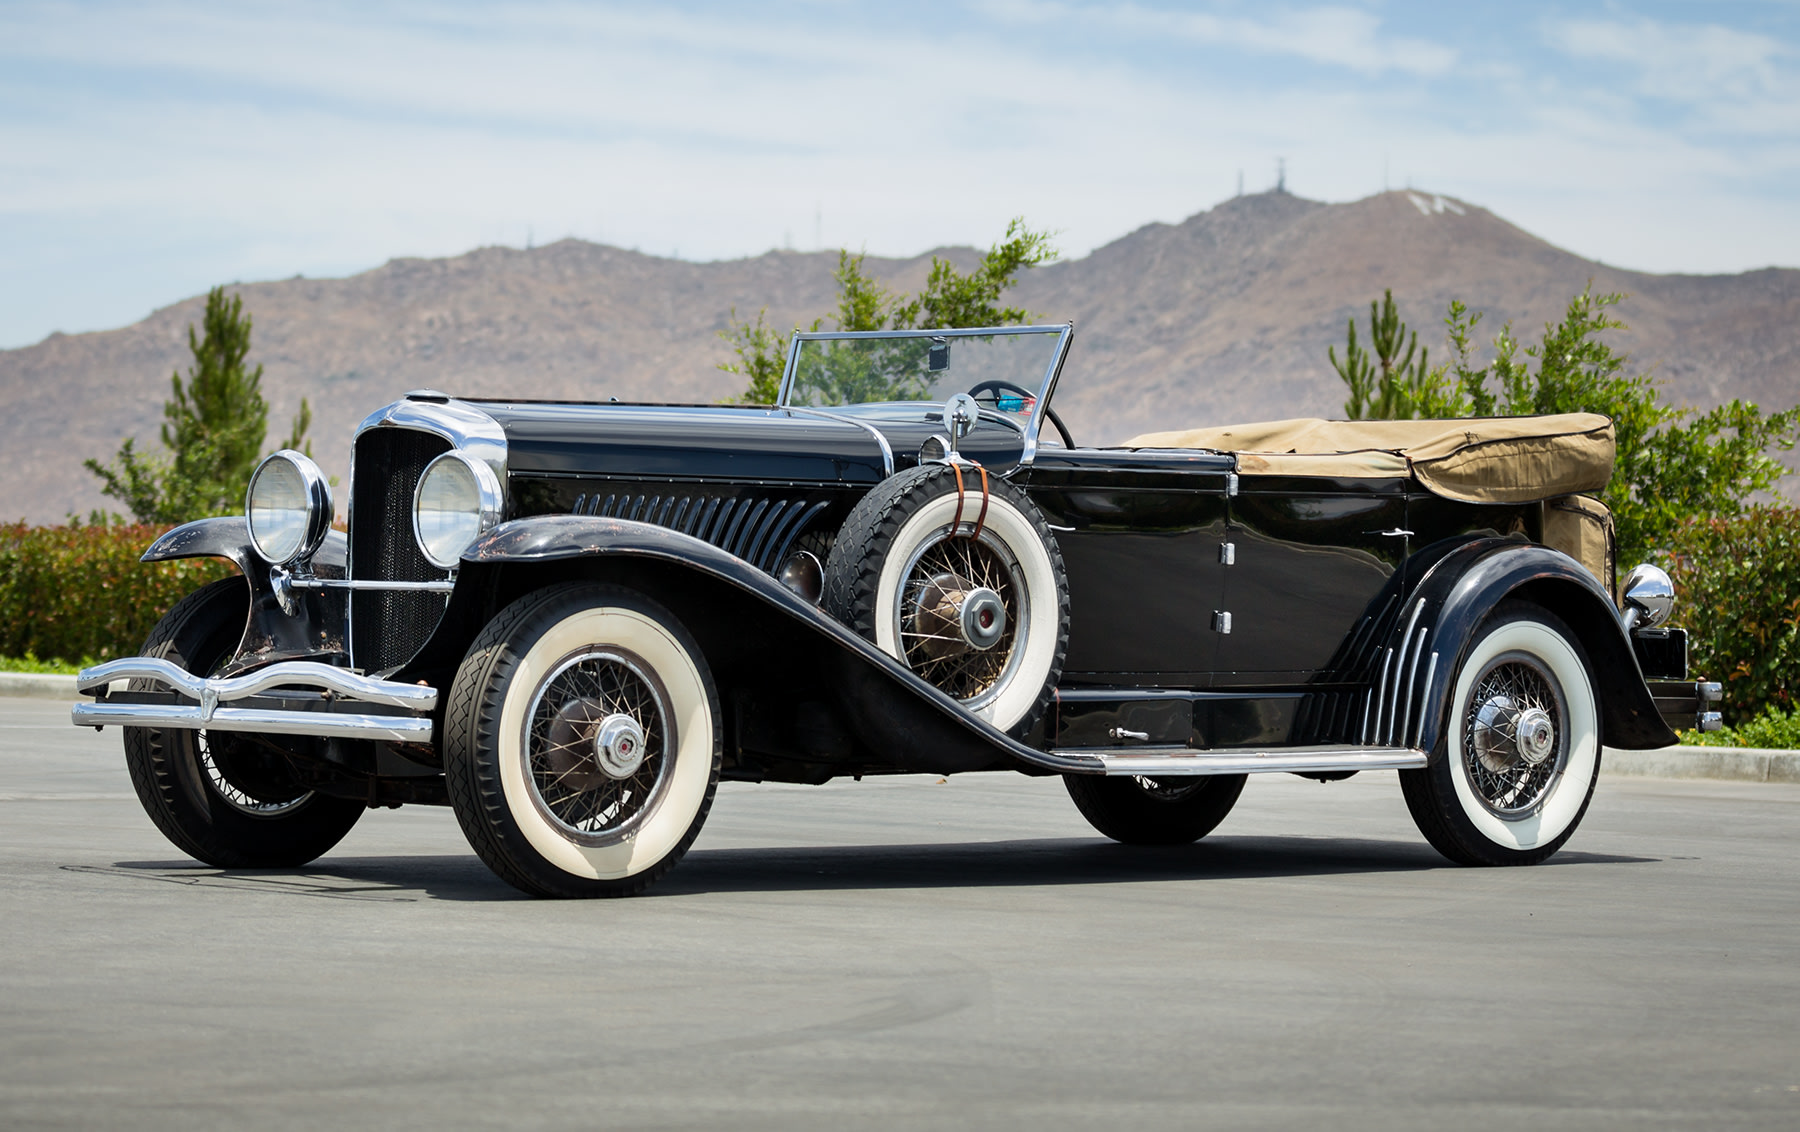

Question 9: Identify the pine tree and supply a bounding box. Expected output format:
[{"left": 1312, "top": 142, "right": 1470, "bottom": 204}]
[{"left": 86, "top": 287, "right": 311, "bottom": 524}]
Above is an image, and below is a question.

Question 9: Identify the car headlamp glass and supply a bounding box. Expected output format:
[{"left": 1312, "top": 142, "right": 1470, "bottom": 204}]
[
  {"left": 246, "top": 450, "right": 331, "bottom": 565},
  {"left": 413, "top": 451, "right": 501, "bottom": 570}
]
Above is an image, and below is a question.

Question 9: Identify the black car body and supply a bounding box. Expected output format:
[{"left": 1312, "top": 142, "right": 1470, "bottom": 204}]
[{"left": 73, "top": 325, "right": 1720, "bottom": 896}]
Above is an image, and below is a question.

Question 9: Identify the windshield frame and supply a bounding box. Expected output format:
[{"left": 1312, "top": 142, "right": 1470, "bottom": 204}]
[{"left": 776, "top": 323, "right": 1075, "bottom": 464}]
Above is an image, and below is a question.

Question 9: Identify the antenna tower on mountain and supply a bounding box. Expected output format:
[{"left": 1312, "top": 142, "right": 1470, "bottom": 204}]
[{"left": 1276, "top": 157, "right": 1286, "bottom": 193}]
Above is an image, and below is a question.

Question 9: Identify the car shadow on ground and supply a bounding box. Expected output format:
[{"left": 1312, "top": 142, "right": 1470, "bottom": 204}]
[
  {"left": 81, "top": 837, "right": 1658, "bottom": 902},
  {"left": 657, "top": 836, "right": 1657, "bottom": 895}
]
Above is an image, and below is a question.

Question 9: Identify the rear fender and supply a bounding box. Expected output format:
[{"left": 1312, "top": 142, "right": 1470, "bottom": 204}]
[
  {"left": 1370, "top": 539, "right": 1674, "bottom": 756},
  {"left": 421, "top": 514, "right": 1053, "bottom": 776},
  {"left": 140, "top": 517, "right": 348, "bottom": 673}
]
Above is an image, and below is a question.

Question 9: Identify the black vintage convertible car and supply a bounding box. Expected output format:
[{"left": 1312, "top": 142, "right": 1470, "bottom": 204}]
[{"left": 72, "top": 325, "right": 1720, "bottom": 896}]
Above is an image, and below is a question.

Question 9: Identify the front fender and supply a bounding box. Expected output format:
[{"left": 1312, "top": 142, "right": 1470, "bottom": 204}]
[
  {"left": 1373, "top": 538, "right": 1674, "bottom": 756},
  {"left": 140, "top": 516, "right": 348, "bottom": 674},
  {"left": 435, "top": 515, "right": 1078, "bottom": 776}
]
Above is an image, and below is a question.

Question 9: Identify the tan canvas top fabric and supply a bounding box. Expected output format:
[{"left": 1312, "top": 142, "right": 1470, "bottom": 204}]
[{"left": 1122, "top": 414, "right": 1615, "bottom": 504}]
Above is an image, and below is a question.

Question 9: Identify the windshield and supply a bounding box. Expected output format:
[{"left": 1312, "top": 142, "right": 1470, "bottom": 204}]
[{"left": 779, "top": 327, "right": 1068, "bottom": 422}]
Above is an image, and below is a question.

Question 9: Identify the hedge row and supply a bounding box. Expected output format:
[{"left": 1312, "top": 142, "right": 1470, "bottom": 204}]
[
  {"left": 1663, "top": 506, "right": 1799, "bottom": 723},
  {"left": 0, "top": 522, "right": 235, "bottom": 665}
]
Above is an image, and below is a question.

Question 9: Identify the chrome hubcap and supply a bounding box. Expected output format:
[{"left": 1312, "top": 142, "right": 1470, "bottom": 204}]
[
  {"left": 958, "top": 587, "right": 1007, "bottom": 651},
  {"left": 592, "top": 712, "right": 648, "bottom": 780}
]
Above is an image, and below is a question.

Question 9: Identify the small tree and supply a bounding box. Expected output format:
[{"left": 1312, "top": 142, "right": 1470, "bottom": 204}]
[
  {"left": 86, "top": 287, "right": 312, "bottom": 524},
  {"left": 1330, "top": 290, "right": 1448, "bottom": 419},
  {"left": 720, "top": 218, "right": 1058, "bottom": 404}
]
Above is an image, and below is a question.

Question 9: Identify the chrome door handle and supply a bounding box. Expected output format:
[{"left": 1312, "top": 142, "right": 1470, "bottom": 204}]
[{"left": 1367, "top": 529, "right": 1413, "bottom": 538}]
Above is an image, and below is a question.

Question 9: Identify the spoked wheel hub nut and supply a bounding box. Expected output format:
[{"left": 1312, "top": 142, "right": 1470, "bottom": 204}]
[
  {"left": 592, "top": 712, "right": 648, "bottom": 780},
  {"left": 959, "top": 587, "right": 1006, "bottom": 651}
]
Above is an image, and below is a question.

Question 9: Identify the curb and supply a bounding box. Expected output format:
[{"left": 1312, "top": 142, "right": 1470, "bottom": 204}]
[
  {"left": 1603, "top": 745, "right": 1800, "bottom": 785},
  {"left": 0, "top": 672, "right": 81, "bottom": 701}
]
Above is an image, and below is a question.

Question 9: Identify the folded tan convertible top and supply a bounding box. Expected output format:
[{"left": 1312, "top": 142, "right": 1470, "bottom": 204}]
[{"left": 1122, "top": 413, "right": 1615, "bottom": 504}]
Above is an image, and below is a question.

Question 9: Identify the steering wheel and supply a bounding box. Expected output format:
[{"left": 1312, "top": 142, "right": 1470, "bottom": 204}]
[{"left": 965, "top": 379, "right": 1076, "bottom": 449}]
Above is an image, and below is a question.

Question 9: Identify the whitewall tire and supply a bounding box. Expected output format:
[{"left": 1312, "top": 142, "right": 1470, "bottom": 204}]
[
  {"left": 444, "top": 583, "right": 721, "bottom": 897},
  {"left": 824, "top": 464, "right": 1069, "bottom": 737},
  {"left": 1401, "top": 601, "right": 1602, "bottom": 866}
]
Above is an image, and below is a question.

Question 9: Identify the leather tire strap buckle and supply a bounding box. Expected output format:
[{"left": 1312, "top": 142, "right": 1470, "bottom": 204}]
[{"left": 949, "top": 462, "right": 990, "bottom": 543}]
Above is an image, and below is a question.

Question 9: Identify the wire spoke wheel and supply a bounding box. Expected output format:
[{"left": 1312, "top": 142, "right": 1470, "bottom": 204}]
[
  {"left": 823, "top": 462, "right": 1068, "bottom": 738},
  {"left": 523, "top": 648, "right": 671, "bottom": 844},
  {"left": 199, "top": 731, "right": 313, "bottom": 817},
  {"left": 121, "top": 576, "right": 364, "bottom": 868},
  {"left": 895, "top": 527, "right": 1027, "bottom": 710},
  {"left": 1400, "top": 601, "right": 1601, "bottom": 867},
  {"left": 443, "top": 583, "right": 721, "bottom": 898},
  {"left": 1462, "top": 654, "right": 1567, "bottom": 819}
]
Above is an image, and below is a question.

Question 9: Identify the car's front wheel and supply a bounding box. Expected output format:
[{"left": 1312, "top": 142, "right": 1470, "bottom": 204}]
[
  {"left": 443, "top": 583, "right": 721, "bottom": 897},
  {"left": 123, "top": 576, "right": 365, "bottom": 868},
  {"left": 1400, "top": 601, "right": 1601, "bottom": 866},
  {"left": 1064, "top": 773, "right": 1247, "bottom": 845}
]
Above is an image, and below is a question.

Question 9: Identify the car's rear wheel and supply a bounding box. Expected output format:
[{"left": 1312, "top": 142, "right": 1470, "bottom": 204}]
[
  {"left": 123, "top": 576, "right": 365, "bottom": 868},
  {"left": 1064, "top": 774, "right": 1247, "bottom": 845},
  {"left": 1400, "top": 601, "right": 1601, "bottom": 866},
  {"left": 443, "top": 583, "right": 721, "bottom": 898},
  {"left": 824, "top": 463, "right": 1068, "bottom": 738}
]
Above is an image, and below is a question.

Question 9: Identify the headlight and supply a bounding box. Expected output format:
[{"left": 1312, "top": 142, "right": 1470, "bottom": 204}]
[
  {"left": 246, "top": 450, "right": 332, "bottom": 565},
  {"left": 413, "top": 451, "right": 502, "bottom": 569}
]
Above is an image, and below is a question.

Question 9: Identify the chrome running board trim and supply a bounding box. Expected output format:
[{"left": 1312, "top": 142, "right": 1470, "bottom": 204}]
[
  {"left": 1045, "top": 744, "right": 1428, "bottom": 776},
  {"left": 74, "top": 657, "right": 438, "bottom": 710},
  {"left": 71, "top": 701, "right": 433, "bottom": 743}
]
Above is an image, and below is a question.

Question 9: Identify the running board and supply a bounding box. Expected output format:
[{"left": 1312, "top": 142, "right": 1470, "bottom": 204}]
[{"left": 1046, "top": 744, "right": 1428, "bottom": 776}]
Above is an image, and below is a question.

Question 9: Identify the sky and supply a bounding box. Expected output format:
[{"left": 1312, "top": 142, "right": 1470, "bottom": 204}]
[{"left": 3, "top": 0, "right": 1798, "bottom": 349}]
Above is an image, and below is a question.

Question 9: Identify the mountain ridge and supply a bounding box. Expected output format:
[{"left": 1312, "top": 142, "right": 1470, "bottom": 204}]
[{"left": 4, "top": 189, "right": 1796, "bottom": 522}]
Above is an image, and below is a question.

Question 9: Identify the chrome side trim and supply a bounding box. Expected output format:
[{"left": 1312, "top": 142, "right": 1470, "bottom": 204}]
[
  {"left": 1381, "top": 598, "right": 1426, "bottom": 745},
  {"left": 1412, "top": 651, "right": 1440, "bottom": 749},
  {"left": 783, "top": 406, "right": 896, "bottom": 477},
  {"left": 1397, "top": 625, "right": 1428, "bottom": 746},
  {"left": 1072, "top": 745, "right": 1428, "bottom": 776},
  {"left": 70, "top": 702, "right": 434, "bottom": 743},
  {"left": 75, "top": 657, "right": 438, "bottom": 711}
]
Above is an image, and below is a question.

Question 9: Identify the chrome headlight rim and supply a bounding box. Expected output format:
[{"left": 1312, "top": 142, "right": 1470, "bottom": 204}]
[
  {"left": 245, "top": 450, "right": 333, "bottom": 566},
  {"left": 412, "top": 450, "right": 503, "bottom": 570}
]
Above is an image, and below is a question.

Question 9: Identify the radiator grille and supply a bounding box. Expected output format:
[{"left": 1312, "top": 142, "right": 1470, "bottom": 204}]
[
  {"left": 350, "top": 427, "right": 453, "bottom": 672},
  {"left": 571, "top": 489, "right": 827, "bottom": 572}
]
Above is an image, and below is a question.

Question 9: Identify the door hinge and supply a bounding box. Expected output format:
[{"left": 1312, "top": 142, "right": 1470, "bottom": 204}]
[
  {"left": 1219, "top": 541, "right": 1236, "bottom": 566},
  {"left": 1213, "top": 611, "right": 1233, "bottom": 634},
  {"left": 1225, "top": 472, "right": 1239, "bottom": 497}
]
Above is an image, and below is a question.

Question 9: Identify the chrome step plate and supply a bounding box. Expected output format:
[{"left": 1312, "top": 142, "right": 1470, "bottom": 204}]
[{"left": 1049, "top": 744, "right": 1428, "bottom": 776}]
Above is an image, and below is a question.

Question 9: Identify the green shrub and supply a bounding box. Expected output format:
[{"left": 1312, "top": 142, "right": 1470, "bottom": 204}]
[
  {"left": 0, "top": 652, "right": 88, "bottom": 674},
  {"left": 1662, "top": 506, "right": 1800, "bottom": 722},
  {"left": 0, "top": 521, "right": 235, "bottom": 665},
  {"left": 1681, "top": 705, "right": 1800, "bottom": 750}
]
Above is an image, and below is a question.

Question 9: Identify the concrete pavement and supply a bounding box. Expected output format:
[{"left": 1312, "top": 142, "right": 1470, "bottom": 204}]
[{"left": 4, "top": 696, "right": 1799, "bottom": 1129}]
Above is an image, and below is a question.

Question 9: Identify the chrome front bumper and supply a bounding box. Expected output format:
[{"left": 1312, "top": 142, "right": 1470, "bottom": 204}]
[{"left": 70, "top": 658, "right": 438, "bottom": 744}]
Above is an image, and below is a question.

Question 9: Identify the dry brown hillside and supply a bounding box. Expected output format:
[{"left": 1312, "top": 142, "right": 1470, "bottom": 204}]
[{"left": 3, "top": 189, "right": 1796, "bottom": 522}]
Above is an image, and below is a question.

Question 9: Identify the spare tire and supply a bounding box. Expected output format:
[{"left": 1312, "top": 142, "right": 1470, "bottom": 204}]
[{"left": 824, "top": 462, "right": 1069, "bottom": 738}]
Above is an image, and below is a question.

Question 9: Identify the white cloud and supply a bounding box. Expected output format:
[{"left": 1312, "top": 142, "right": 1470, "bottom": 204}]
[{"left": 0, "top": 1, "right": 1796, "bottom": 347}]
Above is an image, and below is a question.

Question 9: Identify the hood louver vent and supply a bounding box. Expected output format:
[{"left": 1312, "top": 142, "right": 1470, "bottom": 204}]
[{"left": 571, "top": 490, "right": 827, "bottom": 573}]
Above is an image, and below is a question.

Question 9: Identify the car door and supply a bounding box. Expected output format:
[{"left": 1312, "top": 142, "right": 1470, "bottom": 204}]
[
  {"left": 1214, "top": 467, "right": 1410, "bottom": 686},
  {"left": 1020, "top": 449, "right": 1234, "bottom": 686}
]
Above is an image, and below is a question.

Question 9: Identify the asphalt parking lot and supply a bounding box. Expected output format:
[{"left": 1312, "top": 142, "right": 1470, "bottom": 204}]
[{"left": 4, "top": 695, "right": 1798, "bottom": 1130}]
